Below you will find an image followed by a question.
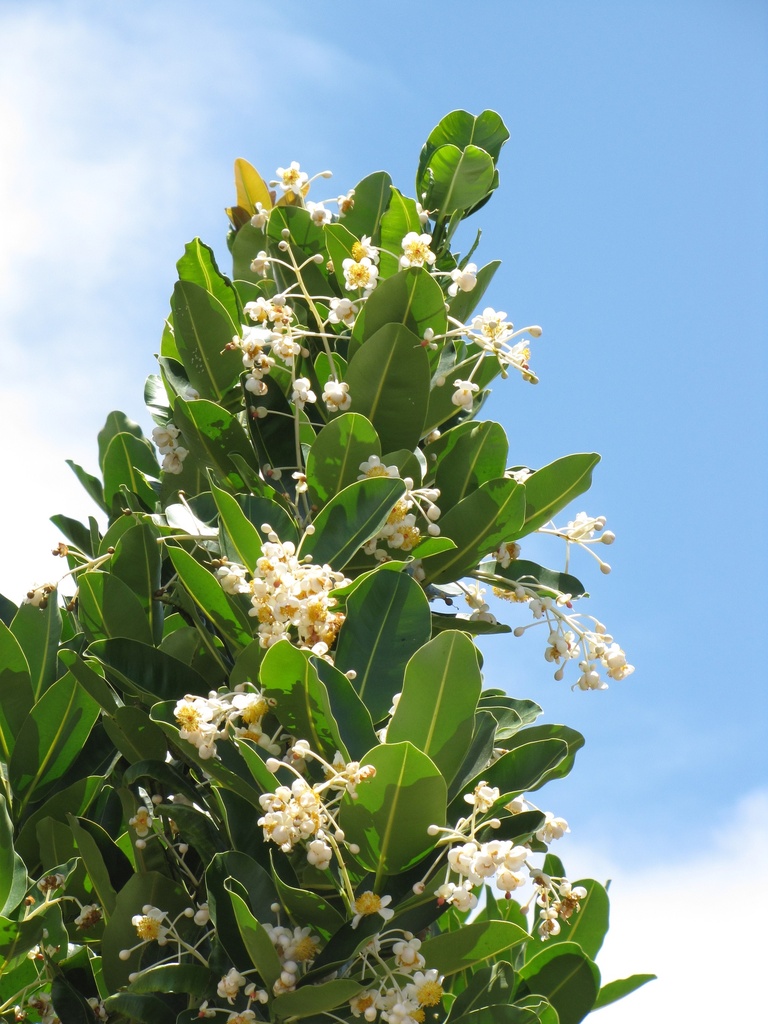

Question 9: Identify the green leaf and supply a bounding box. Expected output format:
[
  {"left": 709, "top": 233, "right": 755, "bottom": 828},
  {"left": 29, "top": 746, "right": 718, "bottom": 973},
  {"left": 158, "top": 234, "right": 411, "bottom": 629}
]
[
  {"left": 177, "top": 238, "right": 241, "bottom": 326},
  {"left": 97, "top": 411, "right": 145, "bottom": 474},
  {"left": 378, "top": 188, "right": 423, "bottom": 279},
  {"left": 544, "top": 879, "right": 609, "bottom": 960},
  {"left": 435, "top": 421, "right": 509, "bottom": 509},
  {"left": 447, "top": 961, "right": 517, "bottom": 1020},
  {"left": 345, "top": 323, "right": 431, "bottom": 452},
  {"left": 101, "top": 706, "right": 168, "bottom": 765},
  {"left": 511, "top": 455, "right": 601, "bottom": 540},
  {"left": 0, "top": 914, "right": 46, "bottom": 968},
  {"left": 206, "top": 851, "right": 278, "bottom": 961},
  {"left": 171, "top": 280, "right": 242, "bottom": 403},
  {"left": 50, "top": 513, "right": 95, "bottom": 556},
  {"left": 110, "top": 521, "right": 163, "bottom": 643},
  {"left": 449, "top": 1005, "right": 550, "bottom": 1024},
  {"left": 419, "top": 920, "right": 529, "bottom": 976},
  {"left": 314, "top": 658, "right": 378, "bottom": 760},
  {"left": 59, "top": 649, "right": 120, "bottom": 714},
  {"left": 305, "top": 413, "right": 381, "bottom": 505},
  {"left": 10, "top": 596, "right": 62, "bottom": 699},
  {"left": 0, "top": 620, "right": 33, "bottom": 763},
  {"left": 67, "top": 814, "right": 118, "bottom": 918},
  {"left": 211, "top": 483, "right": 265, "bottom": 568},
  {"left": 51, "top": 973, "right": 98, "bottom": 1024},
  {"left": 259, "top": 641, "right": 345, "bottom": 759},
  {"left": 227, "top": 887, "right": 282, "bottom": 988},
  {"left": 65, "top": 459, "right": 107, "bottom": 513},
  {"left": 14, "top": 775, "right": 103, "bottom": 868},
  {"left": 422, "top": 478, "right": 526, "bottom": 584},
  {"left": 339, "top": 741, "right": 446, "bottom": 880},
  {"left": 337, "top": 170, "right": 392, "bottom": 239},
  {"left": 298, "top": 476, "right": 405, "bottom": 571},
  {"left": 273, "top": 979, "right": 363, "bottom": 1020},
  {"left": 593, "top": 973, "right": 656, "bottom": 1010},
  {"left": 232, "top": 222, "right": 268, "bottom": 283},
  {"left": 0, "top": 795, "right": 26, "bottom": 916},
  {"left": 9, "top": 672, "right": 100, "bottom": 813},
  {"left": 481, "top": 560, "right": 587, "bottom": 601},
  {"left": 102, "top": 433, "right": 159, "bottom": 509},
  {"left": 334, "top": 570, "right": 431, "bottom": 722},
  {"left": 324, "top": 221, "right": 361, "bottom": 293},
  {"left": 448, "top": 260, "right": 501, "bottom": 324},
  {"left": 172, "top": 397, "right": 257, "bottom": 489},
  {"left": 88, "top": 637, "right": 210, "bottom": 703},
  {"left": 418, "top": 110, "right": 510, "bottom": 184},
  {"left": 518, "top": 943, "right": 600, "bottom": 1024},
  {"left": 500, "top": 725, "right": 585, "bottom": 788},
  {"left": 271, "top": 863, "right": 345, "bottom": 940},
  {"left": 387, "top": 631, "right": 481, "bottom": 784},
  {"left": 476, "top": 737, "right": 570, "bottom": 801},
  {"left": 128, "top": 963, "right": 211, "bottom": 1000},
  {"left": 356, "top": 268, "right": 448, "bottom": 344},
  {"left": 103, "top": 993, "right": 175, "bottom": 1024},
  {"left": 421, "top": 144, "right": 496, "bottom": 218},
  {"left": 423, "top": 350, "right": 502, "bottom": 435},
  {"left": 168, "top": 546, "right": 253, "bottom": 650},
  {"left": 77, "top": 571, "right": 154, "bottom": 645}
]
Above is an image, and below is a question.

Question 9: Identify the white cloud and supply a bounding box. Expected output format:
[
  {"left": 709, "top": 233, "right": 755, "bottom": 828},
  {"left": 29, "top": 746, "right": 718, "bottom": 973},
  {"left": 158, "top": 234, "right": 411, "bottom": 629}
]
[{"left": 561, "top": 788, "right": 768, "bottom": 1021}]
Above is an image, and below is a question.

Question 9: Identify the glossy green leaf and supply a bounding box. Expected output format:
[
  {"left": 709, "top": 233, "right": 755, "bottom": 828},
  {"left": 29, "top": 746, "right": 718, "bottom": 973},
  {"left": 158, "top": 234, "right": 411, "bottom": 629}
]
[
  {"left": 481, "top": 559, "right": 587, "bottom": 601},
  {"left": 77, "top": 571, "right": 154, "bottom": 645},
  {"left": 232, "top": 222, "right": 268, "bottom": 283},
  {"left": 13, "top": 776, "right": 103, "bottom": 868},
  {"left": 511, "top": 455, "right": 601, "bottom": 540},
  {"left": 378, "top": 188, "right": 422, "bottom": 279},
  {"left": 422, "top": 478, "right": 526, "bottom": 584},
  {"left": 10, "top": 596, "right": 61, "bottom": 699},
  {"left": 422, "top": 144, "right": 496, "bottom": 218},
  {"left": 51, "top": 974, "right": 97, "bottom": 1024},
  {"left": 97, "top": 411, "right": 145, "bottom": 474},
  {"left": 65, "top": 458, "right": 107, "bottom": 513},
  {"left": 168, "top": 546, "right": 253, "bottom": 650},
  {"left": 435, "top": 420, "right": 509, "bottom": 509},
  {"left": 419, "top": 919, "right": 529, "bottom": 976},
  {"left": 0, "top": 795, "right": 26, "bottom": 916},
  {"left": 171, "top": 280, "right": 242, "bottom": 403},
  {"left": 103, "top": 993, "right": 171, "bottom": 1024},
  {"left": 518, "top": 943, "right": 599, "bottom": 1024},
  {"left": 0, "top": 914, "right": 46, "bottom": 968},
  {"left": 345, "top": 323, "right": 431, "bottom": 452},
  {"left": 423, "top": 350, "right": 502, "bottom": 435},
  {"left": 474, "top": 738, "right": 570, "bottom": 801},
  {"left": 334, "top": 570, "right": 431, "bottom": 722},
  {"left": 447, "top": 961, "right": 517, "bottom": 1020},
  {"left": 500, "top": 725, "right": 585, "bottom": 788},
  {"left": 418, "top": 109, "right": 510, "bottom": 183},
  {"left": 271, "top": 863, "right": 345, "bottom": 940},
  {"left": 273, "top": 979, "right": 363, "bottom": 1019},
  {"left": 128, "top": 963, "right": 211, "bottom": 1000},
  {"left": 448, "top": 259, "right": 501, "bottom": 324},
  {"left": 110, "top": 521, "right": 163, "bottom": 643},
  {"left": 101, "top": 705, "right": 168, "bottom": 765},
  {"left": 9, "top": 672, "right": 100, "bottom": 812},
  {"left": 172, "top": 397, "right": 257, "bottom": 488},
  {"left": 545, "top": 879, "right": 609, "bottom": 960},
  {"left": 207, "top": 851, "right": 278, "bottom": 960},
  {"left": 314, "top": 657, "right": 378, "bottom": 760},
  {"left": 177, "top": 238, "right": 241, "bottom": 326},
  {"left": 88, "top": 637, "right": 210, "bottom": 703},
  {"left": 298, "top": 476, "right": 405, "bottom": 570},
  {"left": 59, "top": 649, "right": 120, "bottom": 714},
  {"left": 337, "top": 170, "right": 392, "bottom": 239},
  {"left": 448, "top": 709, "right": 498, "bottom": 801},
  {"left": 593, "top": 973, "right": 656, "bottom": 1009},
  {"left": 356, "top": 267, "right": 447, "bottom": 344},
  {"left": 340, "top": 741, "right": 446, "bottom": 879},
  {"left": 67, "top": 815, "right": 118, "bottom": 917},
  {"left": 211, "top": 483, "right": 264, "bottom": 568},
  {"left": 50, "top": 513, "right": 95, "bottom": 556},
  {"left": 387, "top": 631, "right": 481, "bottom": 784},
  {"left": 228, "top": 887, "right": 282, "bottom": 987},
  {"left": 260, "top": 641, "right": 345, "bottom": 758},
  {"left": 102, "top": 433, "right": 159, "bottom": 509},
  {"left": 324, "top": 221, "right": 360, "bottom": 293},
  {"left": 305, "top": 413, "right": 381, "bottom": 505},
  {"left": 0, "top": 620, "right": 33, "bottom": 763}
]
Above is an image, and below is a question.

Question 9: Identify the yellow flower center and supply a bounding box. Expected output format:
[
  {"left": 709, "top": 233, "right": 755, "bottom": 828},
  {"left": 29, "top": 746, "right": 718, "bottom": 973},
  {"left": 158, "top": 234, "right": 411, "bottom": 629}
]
[
  {"left": 134, "top": 916, "right": 162, "bottom": 941},
  {"left": 411, "top": 1011, "right": 425, "bottom": 1023},
  {"left": 354, "top": 892, "right": 382, "bottom": 916},
  {"left": 175, "top": 705, "right": 201, "bottom": 731},
  {"left": 387, "top": 499, "right": 410, "bottom": 525},
  {"left": 404, "top": 240, "right": 431, "bottom": 263},
  {"left": 364, "top": 465, "right": 391, "bottom": 478},
  {"left": 240, "top": 697, "right": 269, "bottom": 724},
  {"left": 397, "top": 525, "right": 421, "bottom": 551},
  {"left": 350, "top": 241, "right": 366, "bottom": 261},
  {"left": 346, "top": 261, "right": 372, "bottom": 287},
  {"left": 416, "top": 980, "right": 443, "bottom": 1007},
  {"left": 282, "top": 168, "right": 301, "bottom": 186},
  {"left": 293, "top": 936, "right": 319, "bottom": 962}
]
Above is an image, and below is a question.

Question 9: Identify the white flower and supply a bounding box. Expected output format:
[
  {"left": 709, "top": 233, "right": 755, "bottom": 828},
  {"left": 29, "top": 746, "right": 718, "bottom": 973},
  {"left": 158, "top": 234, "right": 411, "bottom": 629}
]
[
  {"left": 131, "top": 906, "right": 169, "bottom": 944},
  {"left": 305, "top": 201, "right": 331, "bottom": 226},
  {"left": 415, "top": 202, "right": 431, "bottom": 225},
  {"left": 250, "top": 204, "right": 268, "bottom": 230},
  {"left": 392, "top": 936, "right": 425, "bottom": 973},
  {"left": 337, "top": 189, "right": 355, "bottom": 215},
  {"left": 463, "top": 782, "right": 500, "bottom": 812},
  {"left": 216, "top": 562, "right": 250, "bottom": 595},
  {"left": 451, "top": 379, "right": 479, "bottom": 409},
  {"left": 350, "top": 235, "right": 379, "bottom": 263},
  {"left": 129, "top": 806, "right": 153, "bottom": 838},
  {"left": 328, "top": 297, "right": 358, "bottom": 327},
  {"left": 536, "top": 811, "right": 570, "bottom": 843},
  {"left": 400, "top": 231, "right": 436, "bottom": 269},
  {"left": 217, "top": 968, "right": 246, "bottom": 1004},
  {"left": 274, "top": 161, "right": 308, "bottom": 196},
  {"left": 351, "top": 891, "right": 393, "bottom": 929},
  {"left": 249, "top": 250, "right": 270, "bottom": 276},
  {"left": 152, "top": 423, "right": 180, "bottom": 453},
  {"left": 358, "top": 455, "right": 399, "bottom": 480},
  {"left": 306, "top": 838, "right": 333, "bottom": 870},
  {"left": 291, "top": 376, "right": 317, "bottom": 410},
  {"left": 322, "top": 379, "right": 352, "bottom": 412},
  {"left": 448, "top": 262, "right": 478, "bottom": 297},
  {"left": 162, "top": 448, "right": 188, "bottom": 474},
  {"left": 342, "top": 256, "right": 379, "bottom": 294}
]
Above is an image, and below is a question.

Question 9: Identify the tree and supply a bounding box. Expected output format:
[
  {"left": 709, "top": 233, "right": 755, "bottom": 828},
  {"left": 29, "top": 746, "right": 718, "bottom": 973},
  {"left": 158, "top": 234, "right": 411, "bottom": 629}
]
[{"left": 0, "top": 109, "right": 652, "bottom": 1024}]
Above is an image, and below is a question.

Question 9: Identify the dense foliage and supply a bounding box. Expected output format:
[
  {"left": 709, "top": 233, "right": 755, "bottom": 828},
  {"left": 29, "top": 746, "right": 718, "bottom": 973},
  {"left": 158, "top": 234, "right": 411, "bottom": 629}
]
[{"left": 0, "top": 110, "right": 651, "bottom": 1024}]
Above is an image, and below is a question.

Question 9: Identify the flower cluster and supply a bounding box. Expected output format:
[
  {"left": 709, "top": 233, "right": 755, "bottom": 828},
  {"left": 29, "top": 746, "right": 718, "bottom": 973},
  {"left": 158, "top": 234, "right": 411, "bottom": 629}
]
[
  {"left": 174, "top": 685, "right": 277, "bottom": 760},
  {"left": 215, "top": 528, "right": 350, "bottom": 651},
  {"left": 350, "top": 967, "right": 445, "bottom": 1023},
  {"left": 357, "top": 457, "right": 441, "bottom": 557},
  {"left": 152, "top": 422, "right": 189, "bottom": 475}
]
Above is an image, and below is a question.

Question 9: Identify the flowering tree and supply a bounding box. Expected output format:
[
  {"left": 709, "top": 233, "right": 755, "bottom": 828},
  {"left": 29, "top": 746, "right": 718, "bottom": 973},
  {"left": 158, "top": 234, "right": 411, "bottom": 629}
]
[{"left": 0, "top": 110, "right": 652, "bottom": 1024}]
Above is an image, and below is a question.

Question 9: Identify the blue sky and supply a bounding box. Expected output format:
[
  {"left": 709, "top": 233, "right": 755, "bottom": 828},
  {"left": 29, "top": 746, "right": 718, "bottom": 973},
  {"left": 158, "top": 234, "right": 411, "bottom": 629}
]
[{"left": 1, "top": 0, "right": 766, "bottom": 1016}]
